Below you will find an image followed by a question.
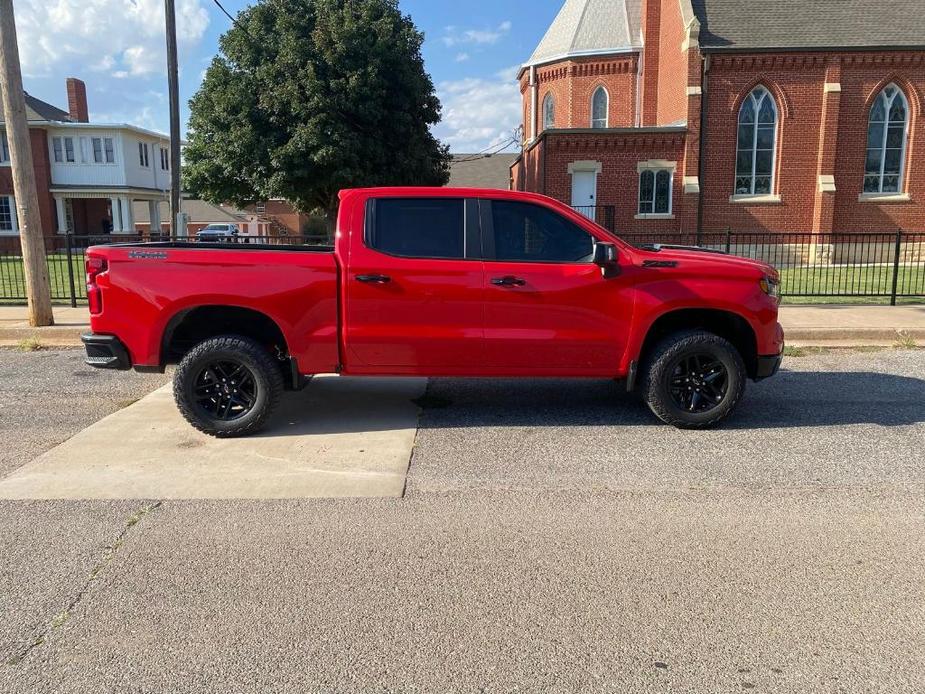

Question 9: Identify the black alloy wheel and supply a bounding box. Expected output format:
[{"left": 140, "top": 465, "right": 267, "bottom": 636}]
[
  {"left": 641, "top": 329, "right": 746, "bottom": 429},
  {"left": 668, "top": 353, "right": 729, "bottom": 413},
  {"left": 192, "top": 360, "right": 258, "bottom": 421},
  {"left": 174, "top": 335, "right": 284, "bottom": 437}
]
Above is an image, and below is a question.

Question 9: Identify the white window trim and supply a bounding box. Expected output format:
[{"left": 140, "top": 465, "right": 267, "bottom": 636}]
[
  {"left": 0, "top": 131, "right": 9, "bottom": 167},
  {"left": 51, "top": 135, "right": 78, "bottom": 165},
  {"left": 864, "top": 84, "right": 909, "bottom": 195},
  {"left": 0, "top": 195, "right": 19, "bottom": 236},
  {"left": 734, "top": 87, "right": 778, "bottom": 198},
  {"left": 590, "top": 86, "right": 609, "bottom": 129},
  {"left": 637, "top": 161, "right": 676, "bottom": 218},
  {"left": 858, "top": 192, "right": 912, "bottom": 203},
  {"left": 729, "top": 193, "right": 782, "bottom": 204},
  {"left": 90, "top": 136, "right": 118, "bottom": 166}
]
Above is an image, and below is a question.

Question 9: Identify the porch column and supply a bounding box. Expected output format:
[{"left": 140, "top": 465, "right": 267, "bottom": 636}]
[
  {"left": 110, "top": 196, "right": 123, "bottom": 233},
  {"left": 148, "top": 200, "right": 162, "bottom": 236},
  {"left": 54, "top": 196, "right": 68, "bottom": 234},
  {"left": 120, "top": 197, "right": 135, "bottom": 234}
]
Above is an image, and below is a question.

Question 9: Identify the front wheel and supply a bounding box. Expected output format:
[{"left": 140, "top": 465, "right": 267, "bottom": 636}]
[
  {"left": 641, "top": 330, "right": 746, "bottom": 429},
  {"left": 173, "top": 335, "right": 284, "bottom": 438}
]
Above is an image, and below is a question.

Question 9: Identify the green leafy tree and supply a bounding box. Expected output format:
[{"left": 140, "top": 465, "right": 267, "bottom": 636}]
[{"left": 183, "top": 0, "right": 450, "bottom": 221}]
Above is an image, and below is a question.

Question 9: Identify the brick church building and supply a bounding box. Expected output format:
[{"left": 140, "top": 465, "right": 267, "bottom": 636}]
[{"left": 510, "top": 0, "right": 925, "bottom": 236}]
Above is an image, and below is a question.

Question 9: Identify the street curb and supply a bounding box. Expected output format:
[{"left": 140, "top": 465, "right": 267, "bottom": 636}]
[
  {"left": 784, "top": 327, "right": 925, "bottom": 342},
  {"left": 0, "top": 326, "right": 86, "bottom": 347}
]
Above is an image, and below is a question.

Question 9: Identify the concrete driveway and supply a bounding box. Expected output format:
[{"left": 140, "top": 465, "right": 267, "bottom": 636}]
[
  {"left": 0, "top": 376, "right": 425, "bottom": 500},
  {"left": 1, "top": 347, "right": 923, "bottom": 693}
]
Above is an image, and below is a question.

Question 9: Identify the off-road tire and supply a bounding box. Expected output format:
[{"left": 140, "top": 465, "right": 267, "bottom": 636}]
[
  {"left": 173, "top": 335, "right": 284, "bottom": 438},
  {"left": 641, "top": 329, "right": 746, "bottom": 429}
]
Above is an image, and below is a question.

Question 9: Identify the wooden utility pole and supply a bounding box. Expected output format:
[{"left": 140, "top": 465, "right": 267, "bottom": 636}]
[
  {"left": 165, "top": 0, "right": 182, "bottom": 236},
  {"left": 0, "top": 0, "right": 53, "bottom": 325}
]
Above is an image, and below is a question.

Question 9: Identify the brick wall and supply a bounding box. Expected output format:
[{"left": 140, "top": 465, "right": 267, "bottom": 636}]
[
  {"left": 655, "top": 0, "right": 689, "bottom": 126},
  {"left": 700, "top": 51, "right": 925, "bottom": 233},
  {"left": 0, "top": 128, "right": 56, "bottom": 237},
  {"left": 518, "top": 130, "right": 695, "bottom": 234},
  {"left": 527, "top": 55, "right": 639, "bottom": 135}
]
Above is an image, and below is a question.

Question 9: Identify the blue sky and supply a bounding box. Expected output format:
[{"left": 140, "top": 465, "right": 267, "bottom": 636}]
[{"left": 15, "top": 0, "right": 562, "bottom": 153}]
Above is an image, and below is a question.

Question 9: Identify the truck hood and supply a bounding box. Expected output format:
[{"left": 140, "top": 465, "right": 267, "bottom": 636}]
[{"left": 635, "top": 244, "right": 777, "bottom": 279}]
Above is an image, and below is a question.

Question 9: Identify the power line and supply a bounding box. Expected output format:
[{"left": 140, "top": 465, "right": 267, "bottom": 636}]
[{"left": 452, "top": 138, "right": 518, "bottom": 164}]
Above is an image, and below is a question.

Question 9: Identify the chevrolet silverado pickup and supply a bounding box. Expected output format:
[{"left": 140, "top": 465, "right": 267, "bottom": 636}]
[{"left": 82, "top": 188, "right": 784, "bottom": 437}]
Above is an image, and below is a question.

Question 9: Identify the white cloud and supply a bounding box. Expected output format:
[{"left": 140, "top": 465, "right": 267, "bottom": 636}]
[
  {"left": 14, "top": 0, "right": 209, "bottom": 78},
  {"left": 441, "top": 21, "right": 512, "bottom": 48},
  {"left": 455, "top": 52, "right": 470, "bottom": 63},
  {"left": 434, "top": 66, "right": 523, "bottom": 153}
]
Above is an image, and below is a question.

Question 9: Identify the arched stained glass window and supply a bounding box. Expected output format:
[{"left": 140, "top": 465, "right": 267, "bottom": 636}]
[
  {"left": 734, "top": 87, "right": 777, "bottom": 196},
  {"left": 591, "top": 87, "right": 608, "bottom": 128},
  {"left": 543, "top": 93, "right": 555, "bottom": 131},
  {"left": 864, "top": 85, "right": 909, "bottom": 193}
]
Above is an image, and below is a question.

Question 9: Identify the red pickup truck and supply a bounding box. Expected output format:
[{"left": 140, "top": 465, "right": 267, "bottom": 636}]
[{"left": 82, "top": 188, "right": 784, "bottom": 436}]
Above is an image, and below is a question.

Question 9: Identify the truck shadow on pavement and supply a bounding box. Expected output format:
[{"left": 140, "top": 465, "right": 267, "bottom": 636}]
[
  {"left": 258, "top": 367, "right": 925, "bottom": 437},
  {"left": 409, "top": 368, "right": 925, "bottom": 431}
]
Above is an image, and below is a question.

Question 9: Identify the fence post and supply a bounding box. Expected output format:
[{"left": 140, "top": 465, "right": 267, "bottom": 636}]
[
  {"left": 724, "top": 227, "right": 732, "bottom": 254},
  {"left": 890, "top": 229, "right": 902, "bottom": 306},
  {"left": 64, "top": 230, "right": 77, "bottom": 308}
]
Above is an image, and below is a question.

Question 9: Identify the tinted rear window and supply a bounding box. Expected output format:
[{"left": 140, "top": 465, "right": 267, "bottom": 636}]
[{"left": 370, "top": 198, "right": 465, "bottom": 259}]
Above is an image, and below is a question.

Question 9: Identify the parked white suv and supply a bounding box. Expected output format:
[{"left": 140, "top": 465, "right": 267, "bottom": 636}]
[{"left": 196, "top": 223, "right": 240, "bottom": 242}]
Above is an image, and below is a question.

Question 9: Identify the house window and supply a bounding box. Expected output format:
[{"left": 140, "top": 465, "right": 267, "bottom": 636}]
[
  {"left": 735, "top": 86, "right": 777, "bottom": 196},
  {"left": 864, "top": 84, "right": 908, "bottom": 193},
  {"left": 54, "top": 136, "right": 76, "bottom": 163},
  {"left": 104, "top": 138, "right": 115, "bottom": 163},
  {"left": 0, "top": 196, "right": 17, "bottom": 233},
  {"left": 1, "top": 132, "right": 8, "bottom": 163},
  {"left": 160, "top": 147, "right": 169, "bottom": 171},
  {"left": 591, "top": 87, "right": 608, "bottom": 128},
  {"left": 255, "top": 202, "right": 266, "bottom": 214},
  {"left": 543, "top": 93, "right": 555, "bottom": 131},
  {"left": 638, "top": 167, "right": 673, "bottom": 216},
  {"left": 138, "top": 142, "right": 149, "bottom": 167},
  {"left": 92, "top": 138, "right": 103, "bottom": 163}
]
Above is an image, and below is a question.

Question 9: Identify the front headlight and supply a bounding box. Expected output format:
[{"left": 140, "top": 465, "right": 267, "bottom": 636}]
[{"left": 759, "top": 275, "right": 780, "bottom": 301}]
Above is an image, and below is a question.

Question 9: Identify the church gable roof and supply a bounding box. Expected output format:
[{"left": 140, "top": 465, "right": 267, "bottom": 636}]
[
  {"left": 693, "top": 0, "right": 925, "bottom": 51},
  {"left": 526, "top": 0, "right": 643, "bottom": 67}
]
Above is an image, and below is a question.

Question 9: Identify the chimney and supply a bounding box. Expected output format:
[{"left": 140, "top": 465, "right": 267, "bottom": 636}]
[{"left": 66, "top": 78, "right": 89, "bottom": 122}]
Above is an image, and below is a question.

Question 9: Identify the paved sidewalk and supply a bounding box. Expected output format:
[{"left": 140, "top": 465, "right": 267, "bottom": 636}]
[
  {"left": 1, "top": 304, "right": 924, "bottom": 348},
  {"left": 0, "top": 306, "right": 90, "bottom": 346},
  {"left": 779, "top": 304, "right": 925, "bottom": 345}
]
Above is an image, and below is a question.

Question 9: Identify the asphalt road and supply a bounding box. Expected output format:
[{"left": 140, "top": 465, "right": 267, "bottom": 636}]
[{"left": 1, "top": 347, "right": 924, "bottom": 693}]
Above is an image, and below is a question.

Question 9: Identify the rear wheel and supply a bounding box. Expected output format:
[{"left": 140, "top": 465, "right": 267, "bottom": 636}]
[
  {"left": 642, "top": 330, "right": 746, "bottom": 429},
  {"left": 173, "top": 335, "right": 284, "bottom": 438}
]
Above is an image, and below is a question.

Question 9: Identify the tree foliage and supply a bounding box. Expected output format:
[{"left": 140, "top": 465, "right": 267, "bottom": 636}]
[{"left": 183, "top": 0, "right": 450, "bottom": 216}]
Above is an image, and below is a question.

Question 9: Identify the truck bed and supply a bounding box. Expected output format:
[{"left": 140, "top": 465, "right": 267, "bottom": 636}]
[{"left": 86, "top": 241, "right": 341, "bottom": 373}]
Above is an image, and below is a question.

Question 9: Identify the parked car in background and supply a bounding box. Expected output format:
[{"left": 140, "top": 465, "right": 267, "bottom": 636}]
[
  {"left": 196, "top": 223, "right": 241, "bottom": 242},
  {"left": 81, "top": 188, "right": 784, "bottom": 437}
]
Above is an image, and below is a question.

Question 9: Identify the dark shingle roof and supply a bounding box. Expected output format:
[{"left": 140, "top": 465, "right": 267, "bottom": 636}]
[
  {"left": 0, "top": 90, "right": 72, "bottom": 123},
  {"left": 693, "top": 0, "right": 925, "bottom": 51},
  {"left": 448, "top": 154, "right": 518, "bottom": 189},
  {"left": 25, "top": 93, "right": 71, "bottom": 121}
]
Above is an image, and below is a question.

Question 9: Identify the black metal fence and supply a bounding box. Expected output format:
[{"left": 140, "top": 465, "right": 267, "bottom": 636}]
[{"left": 0, "top": 228, "right": 923, "bottom": 306}]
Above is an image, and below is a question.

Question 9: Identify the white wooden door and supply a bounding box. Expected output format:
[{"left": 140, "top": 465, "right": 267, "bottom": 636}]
[{"left": 570, "top": 170, "right": 597, "bottom": 219}]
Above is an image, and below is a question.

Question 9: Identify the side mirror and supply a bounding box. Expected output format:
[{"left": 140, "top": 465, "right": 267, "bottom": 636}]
[{"left": 593, "top": 242, "right": 620, "bottom": 279}]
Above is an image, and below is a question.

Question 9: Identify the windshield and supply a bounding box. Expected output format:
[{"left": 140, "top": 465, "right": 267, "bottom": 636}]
[{"left": 200, "top": 225, "right": 231, "bottom": 232}]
